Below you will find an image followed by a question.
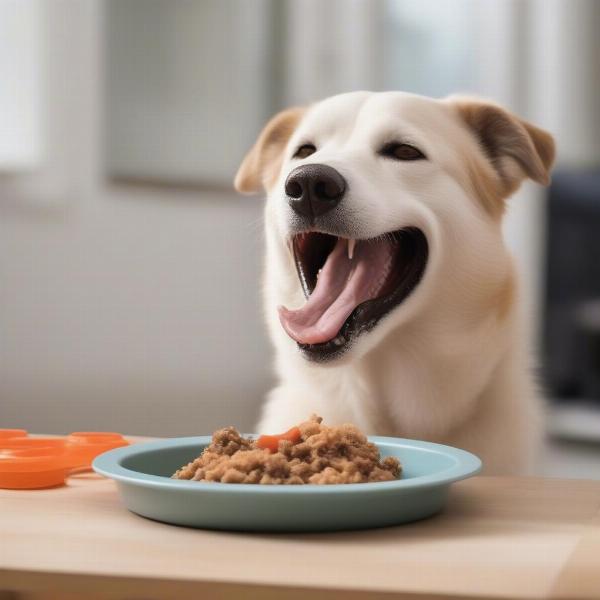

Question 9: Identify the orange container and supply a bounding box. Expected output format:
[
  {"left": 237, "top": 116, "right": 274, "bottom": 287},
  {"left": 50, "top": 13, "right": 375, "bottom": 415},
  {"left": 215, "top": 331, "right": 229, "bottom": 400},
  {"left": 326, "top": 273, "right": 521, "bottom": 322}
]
[
  {"left": 0, "top": 430, "right": 129, "bottom": 489},
  {"left": 1, "top": 438, "right": 67, "bottom": 450},
  {"left": 0, "top": 447, "right": 69, "bottom": 489},
  {"left": 0, "top": 429, "right": 28, "bottom": 440},
  {"left": 65, "top": 432, "right": 129, "bottom": 468}
]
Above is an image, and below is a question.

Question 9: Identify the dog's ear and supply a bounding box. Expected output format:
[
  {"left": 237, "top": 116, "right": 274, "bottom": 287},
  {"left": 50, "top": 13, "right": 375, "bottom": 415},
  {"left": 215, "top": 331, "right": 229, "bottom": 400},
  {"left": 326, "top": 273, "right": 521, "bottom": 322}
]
[
  {"left": 234, "top": 107, "right": 306, "bottom": 194},
  {"left": 450, "top": 97, "right": 555, "bottom": 197}
]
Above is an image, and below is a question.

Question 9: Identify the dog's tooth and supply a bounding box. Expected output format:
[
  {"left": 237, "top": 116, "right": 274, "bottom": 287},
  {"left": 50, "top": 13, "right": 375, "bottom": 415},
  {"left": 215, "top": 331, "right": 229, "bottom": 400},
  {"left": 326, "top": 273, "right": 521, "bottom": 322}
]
[{"left": 348, "top": 238, "right": 356, "bottom": 260}]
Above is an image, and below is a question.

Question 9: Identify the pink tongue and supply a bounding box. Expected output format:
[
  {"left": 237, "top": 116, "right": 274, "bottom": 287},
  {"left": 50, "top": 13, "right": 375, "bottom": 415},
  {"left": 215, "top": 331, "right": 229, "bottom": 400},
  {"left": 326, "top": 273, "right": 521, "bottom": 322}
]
[{"left": 278, "top": 238, "right": 395, "bottom": 345}]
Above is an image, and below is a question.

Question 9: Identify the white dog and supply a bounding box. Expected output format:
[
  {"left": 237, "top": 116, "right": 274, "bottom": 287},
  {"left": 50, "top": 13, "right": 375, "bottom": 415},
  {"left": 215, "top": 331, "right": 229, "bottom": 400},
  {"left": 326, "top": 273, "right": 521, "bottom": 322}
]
[{"left": 235, "top": 92, "right": 555, "bottom": 474}]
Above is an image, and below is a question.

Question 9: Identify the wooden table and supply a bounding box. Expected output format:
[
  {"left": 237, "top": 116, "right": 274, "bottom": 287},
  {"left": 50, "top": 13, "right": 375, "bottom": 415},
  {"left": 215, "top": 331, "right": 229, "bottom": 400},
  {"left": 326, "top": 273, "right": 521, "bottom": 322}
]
[{"left": 1, "top": 467, "right": 600, "bottom": 599}]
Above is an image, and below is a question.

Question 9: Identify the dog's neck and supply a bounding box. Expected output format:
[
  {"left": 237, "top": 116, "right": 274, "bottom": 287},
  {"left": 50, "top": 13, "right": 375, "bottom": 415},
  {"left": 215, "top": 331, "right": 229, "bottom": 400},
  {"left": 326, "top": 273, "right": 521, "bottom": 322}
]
[{"left": 275, "top": 291, "right": 522, "bottom": 440}]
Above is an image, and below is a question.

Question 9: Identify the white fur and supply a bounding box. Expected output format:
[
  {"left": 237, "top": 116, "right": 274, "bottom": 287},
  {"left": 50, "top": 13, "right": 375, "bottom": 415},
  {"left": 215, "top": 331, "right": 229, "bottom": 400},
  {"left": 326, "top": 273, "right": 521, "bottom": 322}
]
[{"left": 254, "top": 92, "right": 545, "bottom": 474}]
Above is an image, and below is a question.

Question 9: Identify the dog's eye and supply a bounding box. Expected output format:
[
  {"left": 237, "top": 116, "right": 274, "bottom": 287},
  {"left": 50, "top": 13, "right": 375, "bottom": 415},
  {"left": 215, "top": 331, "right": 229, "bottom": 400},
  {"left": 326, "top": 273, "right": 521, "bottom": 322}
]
[
  {"left": 379, "top": 143, "right": 426, "bottom": 161},
  {"left": 293, "top": 144, "right": 317, "bottom": 159}
]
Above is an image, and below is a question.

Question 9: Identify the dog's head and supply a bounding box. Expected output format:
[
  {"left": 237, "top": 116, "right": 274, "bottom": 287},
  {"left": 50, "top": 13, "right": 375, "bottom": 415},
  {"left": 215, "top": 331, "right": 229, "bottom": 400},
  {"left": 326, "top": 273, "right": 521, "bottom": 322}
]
[{"left": 235, "top": 92, "right": 555, "bottom": 363}]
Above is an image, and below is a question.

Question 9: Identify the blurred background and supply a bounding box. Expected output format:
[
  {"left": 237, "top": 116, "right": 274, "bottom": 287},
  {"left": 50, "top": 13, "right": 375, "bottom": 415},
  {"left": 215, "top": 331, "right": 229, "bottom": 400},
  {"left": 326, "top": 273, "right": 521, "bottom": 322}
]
[{"left": 1, "top": 0, "right": 599, "bottom": 477}]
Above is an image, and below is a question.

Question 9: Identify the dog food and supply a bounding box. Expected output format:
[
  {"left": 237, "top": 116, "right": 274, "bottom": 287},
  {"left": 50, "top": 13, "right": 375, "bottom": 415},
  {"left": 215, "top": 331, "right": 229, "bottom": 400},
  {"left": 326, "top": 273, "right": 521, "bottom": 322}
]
[{"left": 172, "top": 415, "right": 401, "bottom": 484}]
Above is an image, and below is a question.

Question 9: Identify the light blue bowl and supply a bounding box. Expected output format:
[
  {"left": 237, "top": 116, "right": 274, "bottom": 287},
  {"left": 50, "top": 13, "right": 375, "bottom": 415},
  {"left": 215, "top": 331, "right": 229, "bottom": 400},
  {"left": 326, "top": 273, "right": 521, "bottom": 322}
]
[{"left": 93, "top": 436, "right": 481, "bottom": 532}]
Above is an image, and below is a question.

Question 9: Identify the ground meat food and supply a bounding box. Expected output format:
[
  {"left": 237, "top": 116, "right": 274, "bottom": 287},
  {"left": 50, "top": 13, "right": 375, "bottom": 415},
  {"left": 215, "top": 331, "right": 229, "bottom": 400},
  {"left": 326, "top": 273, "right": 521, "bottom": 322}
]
[{"left": 172, "top": 415, "right": 401, "bottom": 484}]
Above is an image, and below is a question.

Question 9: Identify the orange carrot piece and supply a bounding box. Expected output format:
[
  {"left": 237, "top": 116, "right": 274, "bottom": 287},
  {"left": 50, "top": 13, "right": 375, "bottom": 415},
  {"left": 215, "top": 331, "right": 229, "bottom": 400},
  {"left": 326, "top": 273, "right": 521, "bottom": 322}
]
[
  {"left": 257, "top": 427, "right": 302, "bottom": 453},
  {"left": 255, "top": 435, "right": 279, "bottom": 453}
]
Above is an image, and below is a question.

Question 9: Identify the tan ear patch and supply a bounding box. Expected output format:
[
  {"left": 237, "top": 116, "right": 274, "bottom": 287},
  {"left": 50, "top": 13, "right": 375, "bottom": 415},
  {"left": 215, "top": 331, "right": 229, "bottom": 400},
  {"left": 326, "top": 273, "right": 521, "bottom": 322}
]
[
  {"left": 234, "top": 106, "right": 306, "bottom": 194},
  {"left": 520, "top": 119, "right": 556, "bottom": 179},
  {"left": 450, "top": 98, "right": 556, "bottom": 217}
]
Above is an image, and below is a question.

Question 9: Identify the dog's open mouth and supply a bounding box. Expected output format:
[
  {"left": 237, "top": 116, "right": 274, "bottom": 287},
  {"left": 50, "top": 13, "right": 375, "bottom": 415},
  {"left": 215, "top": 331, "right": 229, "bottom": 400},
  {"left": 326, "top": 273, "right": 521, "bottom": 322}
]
[{"left": 278, "top": 227, "right": 429, "bottom": 358}]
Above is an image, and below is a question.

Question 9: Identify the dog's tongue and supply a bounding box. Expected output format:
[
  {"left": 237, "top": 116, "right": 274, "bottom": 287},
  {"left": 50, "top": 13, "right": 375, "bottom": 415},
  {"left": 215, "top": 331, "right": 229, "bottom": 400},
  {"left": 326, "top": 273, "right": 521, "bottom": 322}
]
[{"left": 278, "top": 238, "right": 395, "bottom": 345}]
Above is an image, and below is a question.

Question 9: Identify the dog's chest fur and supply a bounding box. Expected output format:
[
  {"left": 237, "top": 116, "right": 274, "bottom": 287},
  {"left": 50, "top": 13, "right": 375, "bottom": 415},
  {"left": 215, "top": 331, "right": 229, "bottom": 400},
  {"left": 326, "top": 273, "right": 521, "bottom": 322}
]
[{"left": 259, "top": 309, "right": 540, "bottom": 474}]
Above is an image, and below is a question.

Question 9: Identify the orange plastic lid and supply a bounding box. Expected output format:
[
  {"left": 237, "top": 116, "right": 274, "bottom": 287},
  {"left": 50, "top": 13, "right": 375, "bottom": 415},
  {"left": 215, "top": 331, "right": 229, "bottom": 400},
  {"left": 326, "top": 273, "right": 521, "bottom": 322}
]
[
  {"left": 0, "top": 447, "right": 69, "bottom": 489},
  {"left": 1, "top": 438, "right": 67, "bottom": 450},
  {"left": 65, "top": 432, "right": 129, "bottom": 468},
  {"left": 0, "top": 429, "right": 28, "bottom": 440},
  {"left": 0, "top": 431, "right": 128, "bottom": 489}
]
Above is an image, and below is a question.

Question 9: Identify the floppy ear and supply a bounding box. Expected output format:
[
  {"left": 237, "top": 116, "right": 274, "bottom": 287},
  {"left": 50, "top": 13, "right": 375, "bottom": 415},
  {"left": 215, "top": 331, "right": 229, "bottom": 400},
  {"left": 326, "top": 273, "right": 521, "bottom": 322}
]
[
  {"left": 234, "top": 106, "right": 306, "bottom": 194},
  {"left": 451, "top": 97, "right": 555, "bottom": 197}
]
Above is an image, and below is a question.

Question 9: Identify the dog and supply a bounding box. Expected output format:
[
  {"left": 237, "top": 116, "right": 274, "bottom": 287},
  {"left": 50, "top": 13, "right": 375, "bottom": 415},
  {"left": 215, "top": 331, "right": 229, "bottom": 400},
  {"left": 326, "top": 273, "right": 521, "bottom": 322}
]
[{"left": 234, "top": 91, "right": 555, "bottom": 474}]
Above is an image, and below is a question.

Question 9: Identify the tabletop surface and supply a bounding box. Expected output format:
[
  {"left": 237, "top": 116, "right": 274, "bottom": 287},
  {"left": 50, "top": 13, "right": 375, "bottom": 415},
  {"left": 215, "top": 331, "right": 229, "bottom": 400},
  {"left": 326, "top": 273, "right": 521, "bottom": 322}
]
[{"left": 1, "top": 446, "right": 600, "bottom": 600}]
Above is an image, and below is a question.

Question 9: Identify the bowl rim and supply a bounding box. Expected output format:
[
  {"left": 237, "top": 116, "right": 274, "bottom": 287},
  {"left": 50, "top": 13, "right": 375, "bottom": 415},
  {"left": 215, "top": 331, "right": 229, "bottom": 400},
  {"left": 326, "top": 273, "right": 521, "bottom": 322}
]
[{"left": 93, "top": 435, "right": 482, "bottom": 494}]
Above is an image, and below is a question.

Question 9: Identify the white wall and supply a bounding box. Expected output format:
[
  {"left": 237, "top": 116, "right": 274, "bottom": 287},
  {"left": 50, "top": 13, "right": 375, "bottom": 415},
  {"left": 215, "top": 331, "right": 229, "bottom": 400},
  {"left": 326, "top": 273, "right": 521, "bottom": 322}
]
[
  {"left": 0, "top": 187, "right": 271, "bottom": 436},
  {"left": 0, "top": 0, "right": 42, "bottom": 170},
  {"left": 0, "top": 1, "right": 272, "bottom": 436}
]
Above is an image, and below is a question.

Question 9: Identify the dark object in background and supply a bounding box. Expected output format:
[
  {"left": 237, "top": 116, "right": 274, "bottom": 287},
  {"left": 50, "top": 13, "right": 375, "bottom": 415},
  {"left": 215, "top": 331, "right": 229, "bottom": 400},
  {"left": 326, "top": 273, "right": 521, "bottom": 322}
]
[
  {"left": 577, "top": 300, "right": 600, "bottom": 399},
  {"left": 544, "top": 170, "right": 600, "bottom": 403}
]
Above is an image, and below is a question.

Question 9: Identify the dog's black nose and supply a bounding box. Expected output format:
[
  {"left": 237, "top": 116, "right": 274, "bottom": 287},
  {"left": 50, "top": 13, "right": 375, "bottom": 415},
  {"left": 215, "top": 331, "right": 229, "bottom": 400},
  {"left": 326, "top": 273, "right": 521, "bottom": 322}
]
[{"left": 285, "top": 164, "right": 346, "bottom": 219}]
